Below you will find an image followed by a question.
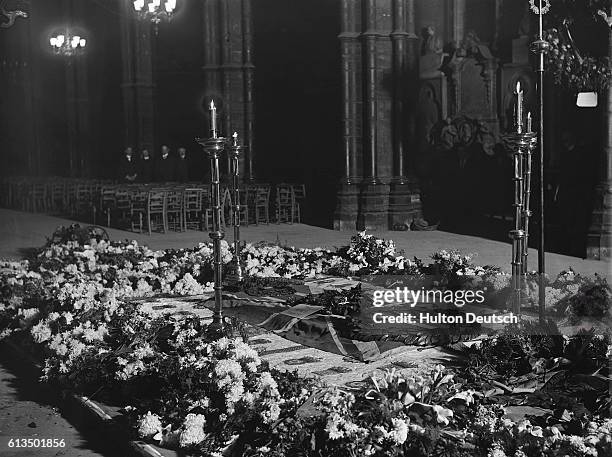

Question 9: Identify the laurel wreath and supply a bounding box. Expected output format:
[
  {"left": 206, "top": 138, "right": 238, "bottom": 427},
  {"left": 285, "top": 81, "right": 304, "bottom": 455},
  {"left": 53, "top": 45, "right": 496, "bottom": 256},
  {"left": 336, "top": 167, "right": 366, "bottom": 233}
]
[{"left": 530, "top": 0, "right": 552, "bottom": 15}]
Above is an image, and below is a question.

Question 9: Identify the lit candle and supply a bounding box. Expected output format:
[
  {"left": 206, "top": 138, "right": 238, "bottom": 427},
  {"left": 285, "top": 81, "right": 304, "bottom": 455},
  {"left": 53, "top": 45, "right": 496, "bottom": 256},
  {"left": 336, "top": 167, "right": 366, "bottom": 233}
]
[
  {"left": 538, "top": 0, "right": 543, "bottom": 38},
  {"left": 527, "top": 112, "right": 532, "bottom": 133},
  {"left": 516, "top": 81, "right": 523, "bottom": 133},
  {"left": 209, "top": 100, "right": 217, "bottom": 138},
  {"left": 232, "top": 131, "right": 238, "bottom": 147}
]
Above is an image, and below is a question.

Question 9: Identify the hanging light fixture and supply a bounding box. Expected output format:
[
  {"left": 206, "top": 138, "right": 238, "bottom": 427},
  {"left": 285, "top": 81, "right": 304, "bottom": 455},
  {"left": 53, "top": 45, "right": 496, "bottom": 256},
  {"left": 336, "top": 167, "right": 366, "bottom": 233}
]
[
  {"left": 132, "top": 0, "right": 176, "bottom": 33},
  {"left": 49, "top": 31, "right": 87, "bottom": 57}
]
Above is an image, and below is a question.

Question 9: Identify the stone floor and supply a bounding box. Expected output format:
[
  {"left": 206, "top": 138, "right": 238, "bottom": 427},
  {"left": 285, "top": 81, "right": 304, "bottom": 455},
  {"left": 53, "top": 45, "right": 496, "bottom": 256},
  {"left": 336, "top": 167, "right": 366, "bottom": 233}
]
[
  {"left": 0, "top": 208, "right": 609, "bottom": 279},
  {"left": 0, "top": 350, "right": 117, "bottom": 457}
]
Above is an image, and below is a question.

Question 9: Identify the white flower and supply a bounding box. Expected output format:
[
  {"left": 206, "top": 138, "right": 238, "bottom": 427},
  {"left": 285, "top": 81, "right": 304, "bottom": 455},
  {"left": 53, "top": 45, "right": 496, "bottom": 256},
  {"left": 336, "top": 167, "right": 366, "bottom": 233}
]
[
  {"left": 390, "top": 418, "right": 409, "bottom": 444},
  {"left": 137, "top": 411, "right": 163, "bottom": 438},
  {"left": 179, "top": 413, "right": 207, "bottom": 447},
  {"left": 325, "top": 413, "right": 345, "bottom": 440},
  {"left": 487, "top": 446, "right": 507, "bottom": 457},
  {"left": 432, "top": 405, "right": 453, "bottom": 425}
]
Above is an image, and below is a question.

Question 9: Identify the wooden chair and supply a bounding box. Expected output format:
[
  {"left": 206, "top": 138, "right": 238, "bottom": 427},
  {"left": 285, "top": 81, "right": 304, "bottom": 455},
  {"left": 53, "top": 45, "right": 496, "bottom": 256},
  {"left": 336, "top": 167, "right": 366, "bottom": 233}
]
[
  {"left": 147, "top": 191, "right": 167, "bottom": 234},
  {"left": 75, "top": 184, "right": 93, "bottom": 221},
  {"left": 65, "top": 181, "right": 78, "bottom": 216},
  {"left": 245, "top": 184, "right": 259, "bottom": 225},
  {"left": 98, "top": 187, "right": 117, "bottom": 227},
  {"left": 254, "top": 185, "right": 270, "bottom": 225},
  {"left": 29, "top": 182, "right": 47, "bottom": 213},
  {"left": 113, "top": 190, "right": 131, "bottom": 228},
  {"left": 50, "top": 181, "right": 66, "bottom": 214},
  {"left": 291, "top": 183, "right": 306, "bottom": 223},
  {"left": 183, "top": 188, "right": 203, "bottom": 231},
  {"left": 130, "top": 190, "right": 148, "bottom": 233},
  {"left": 166, "top": 188, "right": 184, "bottom": 232},
  {"left": 275, "top": 184, "right": 294, "bottom": 224}
]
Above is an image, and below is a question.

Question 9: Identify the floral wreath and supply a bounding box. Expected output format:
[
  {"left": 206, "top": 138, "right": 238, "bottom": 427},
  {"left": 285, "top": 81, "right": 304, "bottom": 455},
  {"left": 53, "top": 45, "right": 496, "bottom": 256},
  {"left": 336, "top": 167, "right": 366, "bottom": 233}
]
[
  {"left": 530, "top": 0, "right": 552, "bottom": 15},
  {"left": 542, "top": 0, "right": 611, "bottom": 93}
]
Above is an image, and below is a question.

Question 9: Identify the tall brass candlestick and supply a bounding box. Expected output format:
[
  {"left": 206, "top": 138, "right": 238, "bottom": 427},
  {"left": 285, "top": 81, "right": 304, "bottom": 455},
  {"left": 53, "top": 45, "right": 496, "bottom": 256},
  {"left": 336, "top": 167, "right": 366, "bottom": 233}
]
[
  {"left": 228, "top": 132, "right": 244, "bottom": 283},
  {"left": 510, "top": 138, "right": 525, "bottom": 314},
  {"left": 196, "top": 132, "right": 226, "bottom": 333}
]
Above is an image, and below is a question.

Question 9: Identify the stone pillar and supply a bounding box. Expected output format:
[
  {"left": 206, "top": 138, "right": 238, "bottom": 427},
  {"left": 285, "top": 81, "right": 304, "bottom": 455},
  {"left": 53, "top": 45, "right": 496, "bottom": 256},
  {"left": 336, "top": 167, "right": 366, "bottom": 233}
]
[
  {"left": 202, "top": 0, "right": 254, "bottom": 180},
  {"left": 388, "top": 0, "right": 422, "bottom": 229},
  {"left": 446, "top": 0, "right": 465, "bottom": 46},
  {"left": 119, "top": 0, "right": 155, "bottom": 153},
  {"left": 586, "top": 24, "right": 612, "bottom": 259},
  {"left": 242, "top": 0, "right": 256, "bottom": 180},
  {"left": 334, "top": 0, "right": 361, "bottom": 230},
  {"left": 358, "top": 0, "right": 390, "bottom": 231}
]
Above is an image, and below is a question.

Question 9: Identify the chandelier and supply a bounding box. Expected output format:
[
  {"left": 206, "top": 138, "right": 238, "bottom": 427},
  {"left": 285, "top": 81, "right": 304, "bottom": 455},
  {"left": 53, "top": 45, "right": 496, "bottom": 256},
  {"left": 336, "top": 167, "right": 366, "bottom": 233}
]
[
  {"left": 133, "top": 0, "right": 176, "bottom": 32},
  {"left": 49, "top": 32, "right": 86, "bottom": 57}
]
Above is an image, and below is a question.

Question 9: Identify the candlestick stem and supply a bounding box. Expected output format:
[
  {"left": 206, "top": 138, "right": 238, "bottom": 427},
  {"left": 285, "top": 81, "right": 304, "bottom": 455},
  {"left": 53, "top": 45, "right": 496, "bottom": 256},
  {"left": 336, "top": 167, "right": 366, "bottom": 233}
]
[
  {"left": 196, "top": 135, "right": 226, "bottom": 335},
  {"left": 228, "top": 133, "right": 244, "bottom": 283}
]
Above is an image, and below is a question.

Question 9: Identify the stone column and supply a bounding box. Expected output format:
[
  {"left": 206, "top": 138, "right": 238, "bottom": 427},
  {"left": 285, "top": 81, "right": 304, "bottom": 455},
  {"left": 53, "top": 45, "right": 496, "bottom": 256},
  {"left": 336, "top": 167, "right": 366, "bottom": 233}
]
[
  {"left": 446, "top": 0, "right": 465, "bottom": 46},
  {"left": 358, "top": 0, "right": 390, "bottom": 231},
  {"left": 388, "top": 0, "right": 422, "bottom": 228},
  {"left": 203, "top": 0, "right": 254, "bottom": 180},
  {"left": 119, "top": 0, "right": 155, "bottom": 153},
  {"left": 586, "top": 24, "right": 612, "bottom": 259},
  {"left": 242, "top": 0, "right": 255, "bottom": 180},
  {"left": 334, "top": 0, "right": 361, "bottom": 230}
]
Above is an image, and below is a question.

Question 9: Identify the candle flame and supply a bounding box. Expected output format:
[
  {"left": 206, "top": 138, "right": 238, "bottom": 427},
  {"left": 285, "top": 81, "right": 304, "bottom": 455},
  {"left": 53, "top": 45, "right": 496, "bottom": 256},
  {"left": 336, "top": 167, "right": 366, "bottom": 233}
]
[
  {"left": 232, "top": 132, "right": 238, "bottom": 138},
  {"left": 516, "top": 81, "right": 521, "bottom": 93},
  {"left": 210, "top": 100, "right": 215, "bottom": 109},
  {"left": 527, "top": 112, "right": 532, "bottom": 119}
]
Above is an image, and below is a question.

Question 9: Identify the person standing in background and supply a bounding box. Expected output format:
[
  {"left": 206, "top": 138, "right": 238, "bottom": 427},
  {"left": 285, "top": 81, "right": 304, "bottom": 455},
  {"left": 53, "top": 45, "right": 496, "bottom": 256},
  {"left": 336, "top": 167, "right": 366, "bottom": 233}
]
[
  {"left": 155, "top": 145, "right": 174, "bottom": 182},
  {"left": 117, "top": 147, "right": 138, "bottom": 183},
  {"left": 175, "top": 147, "right": 189, "bottom": 182},
  {"left": 139, "top": 149, "right": 154, "bottom": 182}
]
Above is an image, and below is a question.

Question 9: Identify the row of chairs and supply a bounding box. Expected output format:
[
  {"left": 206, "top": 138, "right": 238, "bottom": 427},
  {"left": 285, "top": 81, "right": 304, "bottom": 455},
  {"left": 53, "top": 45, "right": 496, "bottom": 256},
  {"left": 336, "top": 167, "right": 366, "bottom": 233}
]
[
  {"left": 1, "top": 177, "right": 112, "bottom": 217},
  {"left": 1, "top": 177, "right": 307, "bottom": 234}
]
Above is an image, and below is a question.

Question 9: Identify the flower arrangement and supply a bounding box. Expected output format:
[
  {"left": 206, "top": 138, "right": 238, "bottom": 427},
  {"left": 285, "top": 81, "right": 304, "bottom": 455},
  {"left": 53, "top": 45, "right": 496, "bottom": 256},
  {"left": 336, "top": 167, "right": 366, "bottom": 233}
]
[
  {"left": 543, "top": 0, "right": 612, "bottom": 93},
  {"left": 544, "top": 27, "right": 611, "bottom": 93},
  {"left": 1, "top": 227, "right": 611, "bottom": 457}
]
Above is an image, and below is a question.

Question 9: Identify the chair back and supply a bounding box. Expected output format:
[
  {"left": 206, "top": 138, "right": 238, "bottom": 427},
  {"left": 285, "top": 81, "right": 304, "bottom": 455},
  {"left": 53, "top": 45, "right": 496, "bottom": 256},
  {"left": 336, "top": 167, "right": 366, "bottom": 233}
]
[
  {"left": 183, "top": 188, "right": 203, "bottom": 211},
  {"left": 276, "top": 184, "right": 293, "bottom": 206},
  {"left": 255, "top": 186, "right": 270, "bottom": 205},
  {"left": 166, "top": 188, "right": 183, "bottom": 212},
  {"left": 292, "top": 184, "right": 306, "bottom": 200},
  {"left": 148, "top": 191, "right": 166, "bottom": 213}
]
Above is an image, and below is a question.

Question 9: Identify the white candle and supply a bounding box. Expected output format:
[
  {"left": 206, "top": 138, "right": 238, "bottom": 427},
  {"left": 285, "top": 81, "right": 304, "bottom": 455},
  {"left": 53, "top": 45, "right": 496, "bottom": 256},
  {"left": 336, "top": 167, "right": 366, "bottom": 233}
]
[
  {"left": 516, "top": 81, "right": 523, "bottom": 133},
  {"left": 527, "top": 112, "right": 532, "bottom": 133},
  {"left": 539, "top": 0, "right": 543, "bottom": 38},
  {"left": 209, "top": 100, "right": 217, "bottom": 138}
]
